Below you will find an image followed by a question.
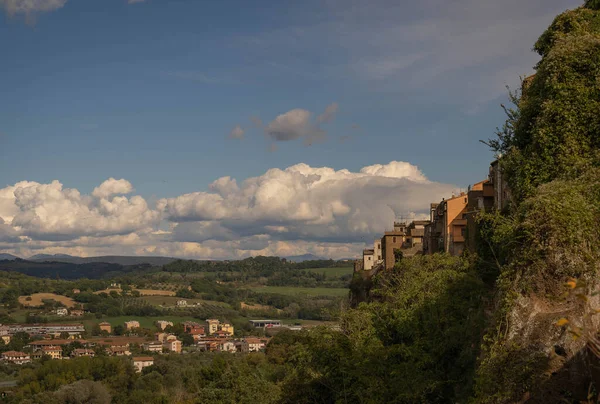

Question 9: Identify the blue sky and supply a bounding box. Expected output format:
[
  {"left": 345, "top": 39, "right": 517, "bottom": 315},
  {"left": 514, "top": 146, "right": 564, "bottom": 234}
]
[{"left": 0, "top": 0, "right": 583, "bottom": 259}]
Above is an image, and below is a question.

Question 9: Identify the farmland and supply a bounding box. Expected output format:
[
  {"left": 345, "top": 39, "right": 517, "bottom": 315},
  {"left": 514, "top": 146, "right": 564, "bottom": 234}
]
[
  {"left": 249, "top": 286, "right": 349, "bottom": 297},
  {"left": 94, "top": 288, "right": 176, "bottom": 296},
  {"left": 141, "top": 295, "right": 230, "bottom": 307},
  {"left": 304, "top": 266, "right": 353, "bottom": 278},
  {"left": 18, "top": 293, "right": 76, "bottom": 308}
]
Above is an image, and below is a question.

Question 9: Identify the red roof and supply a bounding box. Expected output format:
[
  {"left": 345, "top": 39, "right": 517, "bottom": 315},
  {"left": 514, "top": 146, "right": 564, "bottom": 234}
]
[
  {"left": 2, "top": 351, "right": 28, "bottom": 357},
  {"left": 133, "top": 356, "right": 154, "bottom": 361}
]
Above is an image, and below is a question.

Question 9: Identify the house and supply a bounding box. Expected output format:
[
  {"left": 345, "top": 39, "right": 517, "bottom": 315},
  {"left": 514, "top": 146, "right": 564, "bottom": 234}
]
[
  {"left": 2, "top": 351, "right": 30, "bottom": 365},
  {"left": 249, "top": 320, "right": 282, "bottom": 328},
  {"left": 183, "top": 321, "right": 205, "bottom": 336},
  {"left": 106, "top": 346, "right": 131, "bottom": 356},
  {"left": 176, "top": 300, "right": 187, "bottom": 307},
  {"left": 218, "top": 323, "right": 234, "bottom": 336},
  {"left": 133, "top": 356, "right": 154, "bottom": 373},
  {"left": 71, "top": 349, "right": 95, "bottom": 358},
  {"left": 362, "top": 249, "right": 375, "bottom": 271},
  {"left": 155, "top": 332, "right": 168, "bottom": 342},
  {"left": 0, "top": 325, "right": 9, "bottom": 336},
  {"left": 380, "top": 222, "right": 407, "bottom": 271},
  {"left": 70, "top": 309, "right": 84, "bottom": 317},
  {"left": 219, "top": 340, "right": 236, "bottom": 353},
  {"left": 55, "top": 308, "right": 68, "bottom": 316},
  {"left": 32, "top": 346, "right": 62, "bottom": 360},
  {"left": 197, "top": 340, "right": 219, "bottom": 352},
  {"left": 142, "top": 342, "right": 163, "bottom": 353},
  {"left": 235, "top": 340, "right": 249, "bottom": 353},
  {"left": 424, "top": 194, "right": 468, "bottom": 256},
  {"left": 163, "top": 339, "right": 182, "bottom": 353},
  {"left": 464, "top": 180, "right": 495, "bottom": 253},
  {"left": 98, "top": 322, "right": 112, "bottom": 334},
  {"left": 206, "top": 319, "right": 219, "bottom": 335},
  {"left": 5, "top": 323, "right": 85, "bottom": 338},
  {"left": 212, "top": 330, "right": 230, "bottom": 339},
  {"left": 1, "top": 336, "right": 10, "bottom": 344},
  {"left": 124, "top": 320, "right": 140, "bottom": 330},
  {"left": 155, "top": 320, "right": 173, "bottom": 331},
  {"left": 245, "top": 337, "right": 268, "bottom": 352}
]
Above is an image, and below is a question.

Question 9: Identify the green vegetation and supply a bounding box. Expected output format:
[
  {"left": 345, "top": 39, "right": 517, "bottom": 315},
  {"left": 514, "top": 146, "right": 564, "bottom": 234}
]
[
  {"left": 249, "top": 286, "right": 349, "bottom": 297},
  {"left": 304, "top": 266, "right": 353, "bottom": 278}
]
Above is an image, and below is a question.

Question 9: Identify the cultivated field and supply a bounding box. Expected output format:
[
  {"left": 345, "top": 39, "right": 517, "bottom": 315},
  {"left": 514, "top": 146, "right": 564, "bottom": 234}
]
[
  {"left": 249, "top": 286, "right": 349, "bottom": 297},
  {"left": 240, "top": 302, "right": 280, "bottom": 312},
  {"left": 305, "top": 267, "right": 353, "bottom": 278},
  {"left": 141, "top": 295, "right": 230, "bottom": 307},
  {"left": 18, "top": 293, "right": 76, "bottom": 308},
  {"left": 94, "top": 288, "right": 176, "bottom": 296}
]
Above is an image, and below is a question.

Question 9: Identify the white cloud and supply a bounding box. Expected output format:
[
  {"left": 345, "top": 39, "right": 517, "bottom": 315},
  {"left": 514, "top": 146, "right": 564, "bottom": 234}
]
[
  {"left": 317, "top": 102, "right": 339, "bottom": 124},
  {"left": 229, "top": 125, "right": 245, "bottom": 139},
  {"left": 0, "top": 0, "right": 67, "bottom": 15},
  {"left": 0, "top": 161, "right": 459, "bottom": 259},
  {"left": 1, "top": 179, "right": 159, "bottom": 241},
  {"left": 92, "top": 178, "right": 134, "bottom": 199}
]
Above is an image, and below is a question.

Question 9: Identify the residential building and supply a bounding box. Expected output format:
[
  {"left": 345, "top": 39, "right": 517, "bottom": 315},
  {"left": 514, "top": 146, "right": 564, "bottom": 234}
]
[
  {"left": 381, "top": 222, "right": 407, "bottom": 271},
  {"left": 155, "top": 320, "right": 173, "bottom": 331},
  {"left": 464, "top": 180, "right": 495, "bottom": 253},
  {"left": 163, "top": 339, "right": 182, "bottom": 353},
  {"left": 183, "top": 321, "right": 205, "bottom": 336},
  {"left": 1, "top": 351, "right": 30, "bottom": 365},
  {"left": 245, "top": 337, "right": 268, "bottom": 352},
  {"left": 99, "top": 322, "right": 112, "bottom": 334},
  {"left": 124, "top": 321, "right": 140, "bottom": 330},
  {"left": 5, "top": 323, "right": 84, "bottom": 337},
  {"left": 489, "top": 159, "right": 511, "bottom": 211},
  {"left": 0, "top": 326, "right": 9, "bottom": 336},
  {"left": 424, "top": 193, "right": 468, "bottom": 256},
  {"left": 155, "top": 332, "right": 168, "bottom": 343},
  {"left": 249, "top": 320, "right": 282, "bottom": 328},
  {"left": 206, "top": 319, "right": 220, "bottom": 335},
  {"left": 374, "top": 240, "right": 383, "bottom": 263},
  {"left": 1, "top": 336, "right": 10, "bottom": 345},
  {"left": 71, "top": 349, "right": 95, "bottom": 358},
  {"left": 218, "top": 323, "right": 234, "bottom": 336},
  {"left": 235, "top": 340, "right": 249, "bottom": 353},
  {"left": 133, "top": 356, "right": 154, "bottom": 373},
  {"left": 213, "top": 330, "right": 230, "bottom": 339},
  {"left": 219, "top": 340, "right": 236, "bottom": 353},
  {"left": 70, "top": 309, "right": 84, "bottom": 317},
  {"left": 143, "top": 342, "right": 163, "bottom": 353},
  {"left": 107, "top": 346, "right": 131, "bottom": 356},
  {"left": 55, "top": 308, "right": 68, "bottom": 316},
  {"left": 32, "top": 346, "right": 62, "bottom": 360},
  {"left": 362, "top": 249, "right": 375, "bottom": 271},
  {"left": 176, "top": 300, "right": 187, "bottom": 307}
]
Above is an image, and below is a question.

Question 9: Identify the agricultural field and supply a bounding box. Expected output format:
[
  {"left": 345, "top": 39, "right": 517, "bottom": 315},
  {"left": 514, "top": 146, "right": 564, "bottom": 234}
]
[
  {"left": 94, "top": 288, "right": 176, "bottom": 296},
  {"left": 305, "top": 267, "right": 353, "bottom": 278},
  {"left": 249, "top": 286, "right": 349, "bottom": 297},
  {"left": 141, "top": 295, "right": 230, "bottom": 307},
  {"left": 18, "top": 293, "right": 76, "bottom": 308}
]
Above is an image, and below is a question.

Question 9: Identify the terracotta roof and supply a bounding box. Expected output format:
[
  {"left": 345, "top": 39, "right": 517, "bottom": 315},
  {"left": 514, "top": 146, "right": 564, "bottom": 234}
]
[
  {"left": 133, "top": 356, "right": 154, "bottom": 361},
  {"left": 2, "top": 351, "right": 27, "bottom": 357}
]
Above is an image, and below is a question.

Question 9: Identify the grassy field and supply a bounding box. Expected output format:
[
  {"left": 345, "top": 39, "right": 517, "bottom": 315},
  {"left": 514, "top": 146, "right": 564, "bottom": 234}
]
[
  {"left": 141, "top": 295, "right": 230, "bottom": 307},
  {"left": 305, "top": 267, "right": 353, "bottom": 278},
  {"left": 18, "top": 293, "right": 76, "bottom": 308},
  {"left": 249, "top": 286, "right": 349, "bottom": 297}
]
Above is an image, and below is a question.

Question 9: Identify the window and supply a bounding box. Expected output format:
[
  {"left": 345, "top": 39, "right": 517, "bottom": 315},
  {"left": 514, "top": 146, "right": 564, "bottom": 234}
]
[
  {"left": 461, "top": 228, "right": 466, "bottom": 237},
  {"left": 368, "top": 257, "right": 371, "bottom": 260},
  {"left": 393, "top": 237, "right": 396, "bottom": 243},
  {"left": 464, "top": 197, "right": 467, "bottom": 203}
]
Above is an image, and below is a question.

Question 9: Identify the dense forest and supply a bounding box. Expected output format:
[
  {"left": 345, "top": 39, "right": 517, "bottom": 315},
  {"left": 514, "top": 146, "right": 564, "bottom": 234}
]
[{"left": 2, "top": 1, "right": 600, "bottom": 402}]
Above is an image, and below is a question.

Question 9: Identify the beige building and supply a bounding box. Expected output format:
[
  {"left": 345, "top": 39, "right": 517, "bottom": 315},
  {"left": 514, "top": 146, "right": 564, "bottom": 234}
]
[
  {"left": 163, "top": 339, "right": 182, "bottom": 353},
  {"left": 124, "top": 321, "right": 140, "bottom": 330},
  {"left": 245, "top": 337, "right": 268, "bottom": 352},
  {"left": 424, "top": 193, "right": 468, "bottom": 256},
  {"left": 155, "top": 320, "right": 173, "bottom": 331},
  {"left": 2, "top": 351, "right": 30, "bottom": 365},
  {"left": 133, "top": 356, "right": 154, "bottom": 372},
  {"left": 219, "top": 323, "right": 234, "bottom": 336},
  {"left": 32, "top": 346, "right": 62, "bottom": 360},
  {"left": 143, "top": 342, "right": 163, "bottom": 353},
  {"left": 381, "top": 222, "right": 407, "bottom": 271},
  {"left": 99, "top": 322, "right": 112, "bottom": 334},
  {"left": 206, "top": 319, "right": 219, "bottom": 335},
  {"left": 362, "top": 249, "right": 374, "bottom": 270},
  {"left": 71, "top": 349, "right": 95, "bottom": 358}
]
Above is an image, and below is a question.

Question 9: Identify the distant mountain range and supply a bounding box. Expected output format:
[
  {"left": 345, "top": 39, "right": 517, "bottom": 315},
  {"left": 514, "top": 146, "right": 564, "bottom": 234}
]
[{"left": 0, "top": 252, "right": 335, "bottom": 265}]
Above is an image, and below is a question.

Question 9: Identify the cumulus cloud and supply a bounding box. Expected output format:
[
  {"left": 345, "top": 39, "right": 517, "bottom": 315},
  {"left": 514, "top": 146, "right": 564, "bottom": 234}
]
[
  {"left": 0, "top": 0, "right": 67, "bottom": 15},
  {"left": 264, "top": 103, "right": 337, "bottom": 146},
  {"left": 0, "top": 161, "right": 458, "bottom": 259},
  {"left": 1, "top": 179, "right": 158, "bottom": 241},
  {"left": 92, "top": 178, "right": 134, "bottom": 199},
  {"left": 229, "top": 125, "right": 245, "bottom": 139}
]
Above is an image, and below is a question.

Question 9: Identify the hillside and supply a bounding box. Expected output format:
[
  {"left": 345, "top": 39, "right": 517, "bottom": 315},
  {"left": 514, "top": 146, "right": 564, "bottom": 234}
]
[{"left": 28, "top": 254, "right": 178, "bottom": 266}]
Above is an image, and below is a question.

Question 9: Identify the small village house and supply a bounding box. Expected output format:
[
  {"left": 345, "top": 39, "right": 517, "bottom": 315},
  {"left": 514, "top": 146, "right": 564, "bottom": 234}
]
[
  {"left": 133, "top": 356, "right": 154, "bottom": 373},
  {"left": 176, "top": 300, "right": 187, "bottom": 307},
  {"left": 163, "top": 339, "right": 182, "bottom": 353},
  {"left": 124, "top": 320, "right": 140, "bottom": 330},
  {"left": 98, "top": 322, "right": 112, "bottom": 334},
  {"left": 155, "top": 320, "right": 173, "bottom": 331},
  {"left": 32, "top": 346, "right": 62, "bottom": 360},
  {"left": 1, "top": 351, "right": 30, "bottom": 365},
  {"left": 142, "top": 342, "right": 163, "bottom": 353},
  {"left": 206, "top": 319, "right": 219, "bottom": 334},
  {"left": 71, "top": 349, "right": 95, "bottom": 358},
  {"left": 218, "top": 323, "right": 234, "bottom": 336},
  {"left": 55, "top": 308, "right": 68, "bottom": 316}
]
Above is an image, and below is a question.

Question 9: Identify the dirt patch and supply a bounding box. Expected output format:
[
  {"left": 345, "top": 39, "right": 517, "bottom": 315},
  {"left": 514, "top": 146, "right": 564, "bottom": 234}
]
[{"left": 18, "top": 293, "right": 76, "bottom": 308}]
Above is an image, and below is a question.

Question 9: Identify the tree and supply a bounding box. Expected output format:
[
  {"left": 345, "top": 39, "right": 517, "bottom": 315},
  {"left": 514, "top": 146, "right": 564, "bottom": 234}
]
[
  {"left": 53, "top": 380, "right": 111, "bottom": 404},
  {"left": 113, "top": 325, "right": 125, "bottom": 336}
]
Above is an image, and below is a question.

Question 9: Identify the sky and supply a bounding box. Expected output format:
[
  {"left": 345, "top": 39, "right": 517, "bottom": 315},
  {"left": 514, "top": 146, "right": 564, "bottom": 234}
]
[{"left": 0, "top": 0, "right": 583, "bottom": 259}]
